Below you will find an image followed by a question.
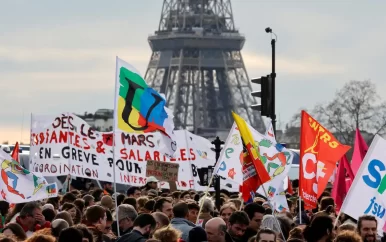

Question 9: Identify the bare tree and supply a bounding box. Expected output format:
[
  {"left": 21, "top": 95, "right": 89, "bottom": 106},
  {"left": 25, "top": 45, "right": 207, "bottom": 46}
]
[
  {"left": 314, "top": 80, "right": 386, "bottom": 144},
  {"left": 2, "top": 141, "right": 9, "bottom": 145}
]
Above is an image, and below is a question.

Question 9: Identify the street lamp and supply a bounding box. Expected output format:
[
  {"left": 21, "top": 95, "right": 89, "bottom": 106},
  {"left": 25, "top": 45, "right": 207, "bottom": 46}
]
[{"left": 266, "top": 27, "right": 277, "bottom": 135}]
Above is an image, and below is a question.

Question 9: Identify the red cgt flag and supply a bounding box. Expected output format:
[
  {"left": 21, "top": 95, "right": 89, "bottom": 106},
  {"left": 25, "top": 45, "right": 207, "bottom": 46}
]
[{"left": 299, "top": 111, "right": 350, "bottom": 210}]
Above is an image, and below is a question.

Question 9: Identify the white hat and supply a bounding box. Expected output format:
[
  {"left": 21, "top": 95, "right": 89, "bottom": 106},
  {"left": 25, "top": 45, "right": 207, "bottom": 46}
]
[{"left": 146, "top": 176, "right": 159, "bottom": 183}]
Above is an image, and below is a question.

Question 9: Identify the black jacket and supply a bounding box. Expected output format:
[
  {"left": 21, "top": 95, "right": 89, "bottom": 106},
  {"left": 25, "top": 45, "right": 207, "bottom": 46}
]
[{"left": 116, "top": 230, "right": 147, "bottom": 242}]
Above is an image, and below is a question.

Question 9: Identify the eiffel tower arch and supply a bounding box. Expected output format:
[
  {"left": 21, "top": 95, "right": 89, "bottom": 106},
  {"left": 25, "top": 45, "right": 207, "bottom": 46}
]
[{"left": 144, "top": 0, "right": 265, "bottom": 136}]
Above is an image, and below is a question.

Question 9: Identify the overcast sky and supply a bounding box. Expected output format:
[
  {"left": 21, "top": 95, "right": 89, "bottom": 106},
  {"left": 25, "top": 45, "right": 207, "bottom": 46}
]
[{"left": 1, "top": 0, "right": 385, "bottom": 144}]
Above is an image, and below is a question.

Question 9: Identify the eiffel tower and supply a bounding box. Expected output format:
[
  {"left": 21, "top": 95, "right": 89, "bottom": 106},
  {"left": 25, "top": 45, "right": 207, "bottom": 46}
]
[{"left": 144, "top": 0, "right": 265, "bottom": 136}]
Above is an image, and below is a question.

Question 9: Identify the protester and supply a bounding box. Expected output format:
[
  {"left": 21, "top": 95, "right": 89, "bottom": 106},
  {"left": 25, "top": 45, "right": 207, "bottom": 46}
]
[
  {"left": 170, "top": 202, "right": 195, "bottom": 242},
  {"left": 117, "top": 214, "right": 156, "bottom": 242}
]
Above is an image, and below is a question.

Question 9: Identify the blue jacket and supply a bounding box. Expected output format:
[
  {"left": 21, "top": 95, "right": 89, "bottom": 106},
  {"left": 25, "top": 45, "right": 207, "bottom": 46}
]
[{"left": 170, "top": 218, "right": 196, "bottom": 242}]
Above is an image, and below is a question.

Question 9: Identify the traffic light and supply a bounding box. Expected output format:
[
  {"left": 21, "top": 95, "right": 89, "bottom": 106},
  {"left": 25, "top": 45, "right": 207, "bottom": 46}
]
[{"left": 251, "top": 75, "right": 272, "bottom": 117}]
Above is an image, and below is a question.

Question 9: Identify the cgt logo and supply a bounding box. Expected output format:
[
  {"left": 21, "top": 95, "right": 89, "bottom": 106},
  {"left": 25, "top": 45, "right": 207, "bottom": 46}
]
[
  {"left": 301, "top": 153, "right": 327, "bottom": 194},
  {"left": 362, "top": 159, "right": 386, "bottom": 194}
]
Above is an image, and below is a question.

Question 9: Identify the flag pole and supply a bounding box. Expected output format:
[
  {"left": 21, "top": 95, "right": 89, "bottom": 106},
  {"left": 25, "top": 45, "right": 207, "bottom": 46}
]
[{"left": 113, "top": 56, "right": 120, "bottom": 237}]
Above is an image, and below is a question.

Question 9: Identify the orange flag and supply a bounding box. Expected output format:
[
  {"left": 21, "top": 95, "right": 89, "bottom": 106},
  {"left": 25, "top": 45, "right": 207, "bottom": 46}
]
[
  {"left": 299, "top": 111, "right": 350, "bottom": 210},
  {"left": 11, "top": 142, "right": 20, "bottom": 163}
]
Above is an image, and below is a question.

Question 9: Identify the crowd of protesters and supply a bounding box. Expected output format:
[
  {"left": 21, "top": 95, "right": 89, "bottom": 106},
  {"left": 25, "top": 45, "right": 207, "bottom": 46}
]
[{"left": 0, "top": 176, "right": 380, "bottom": 242}]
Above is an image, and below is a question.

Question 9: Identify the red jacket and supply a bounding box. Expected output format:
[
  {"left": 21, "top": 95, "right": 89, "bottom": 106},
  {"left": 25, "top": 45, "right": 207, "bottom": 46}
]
[{"left": 15, "top": 216, "right": 51, "bottom": 232}]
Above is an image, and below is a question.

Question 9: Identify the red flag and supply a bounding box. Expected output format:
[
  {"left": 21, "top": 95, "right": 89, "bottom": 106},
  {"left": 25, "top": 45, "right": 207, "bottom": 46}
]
[
  {"left": 351, "top": 128, "right": 368, "bottom": 176},
  {"left": 299, "top": 111, "right": 350, "bottom": 210},
  {"left": 331, "top": 155, "right": 351, "bottom": 211},
  {"left": 11, "top": 142, "right": 20, "bottom": 163}
]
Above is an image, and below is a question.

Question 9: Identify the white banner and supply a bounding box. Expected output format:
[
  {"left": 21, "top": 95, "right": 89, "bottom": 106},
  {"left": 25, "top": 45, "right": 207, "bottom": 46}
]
[
  {"left": 0, "top": 149, "right": 57, "bottom": 204},
  {"left": 341, "top": 135, "right": 386, "bottom": 235}
]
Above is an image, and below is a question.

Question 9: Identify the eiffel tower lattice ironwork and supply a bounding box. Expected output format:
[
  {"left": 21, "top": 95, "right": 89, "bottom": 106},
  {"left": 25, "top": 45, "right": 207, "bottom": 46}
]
[{"left": 144, "top": 0, "right": 265, "bottom": 136}]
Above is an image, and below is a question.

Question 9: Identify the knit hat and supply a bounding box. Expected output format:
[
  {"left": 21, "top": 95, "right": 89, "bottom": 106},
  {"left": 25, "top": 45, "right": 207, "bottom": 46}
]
[{"left": 189, "top": 226, "right": 208, "bottom": 242}]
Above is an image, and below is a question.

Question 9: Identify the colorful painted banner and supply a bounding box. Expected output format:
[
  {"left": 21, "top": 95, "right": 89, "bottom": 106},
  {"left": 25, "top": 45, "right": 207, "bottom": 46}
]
[
  {"left": 340, "top": 135, "right": 386, "bottom": 235},
  {"left": 0, "top": 149, "right": 57, "bottom": 204},
  {"left": 114, "top": 57, "right": 177, "bottom": 158},
  {"left": 30, "top": 113, "right": 236, "bottom": 191},
  {"left": 215, "top": 122, "right": 294, "bottom": 207}
]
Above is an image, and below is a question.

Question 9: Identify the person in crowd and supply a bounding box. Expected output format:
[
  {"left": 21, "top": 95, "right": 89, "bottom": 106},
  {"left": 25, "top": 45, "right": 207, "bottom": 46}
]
[
  {"left": 117, "top": 214, "right": 156, "bottom": 242},
  {"left": 15, "top": 202, "right": 50, "bottom": 237},
  {"left": 255, "top": 228, "right": 276, "bottom": 242},
  {"left": 170, "top": 202, "right": 196, "bottom": 242},
  {"left": 137, "top": 197, "right": 150, "bottom": 213},
  {"left": 180, "top": 191, "right": 191, "bottom": 201},
  {"left": 187, "top": 202, "right": 200, "bottom": 224},
  {"left": 288, "top": 227, "right": 303, "bottom": 240},
  {"left": 228, "top": 199, "right": 242, "bottom": 211},
  {"left": 335, "top": 230, "right": 362, "bottom": 242},
  {"left": 220, "top": 203, "right": 237, "bottom": 224},
  {"left": 127, "top": 186, "right": 142, "bottom": 199},
  {"left": 116, "top": 204, "right": 138, "bottom": 236},
  {"left": 189, "top": 226, "right": 208, "bottom": 242},
  {"left": 242, "top": 203, "right": 265, "bottom": 241},
  {"left": 152, "top": 212, "right": 170, "bottom": 231},
  {"left": 62, "top": 202, "right": 82, "bottom": 224},
  {"left": 338, "top": 223, "right": 356, "bottom": 233},
  {"left": 73, "top": 224, "right": 94, "bottom": 242},
  {"left": 122, "top": 197, "right": 137, "bottom": 210},
  {"left": 61, "top": 193, "right": 77, "bottom": 206},
  {"left": 85, "top": 205, "right": 112, "bottom": 242},
  {"left": 357, "top": 215, "right": 377, "bottom": 242},
  {"left": 153, "top": 198, "right": 173, "bottom": 220},
  {"left": 58, "top": 227, "right": 84, "bottom": 242},
  {"left": 153, "top": 226, "right": 181, "bottom": 242},
  {"left": 92, "top": 189, "right": 105, "bottom": 202},
  {"left": 54, "top": 211, "right": 73, "bottom": 226},
  {"left": 227, "top": 211, "right": 250, "bottom": 242},
  {"left": 303, "top": 214, "right": 334, "bottom": 242},
  {"left": 101, "top": 195, "right": 115, "bottom": 211},
  {"left": 74, "top": 198, "right": 86, "bottom": 213},
  {"left": 2, "top": 223, "right": 27, "bottom": 241},
  {"left": 205, "top": 217, "right": 233, "bottom": 242},
  {"left": 83, "top": 195, "right": 95, "bottom": 208},
  {"left": 42, "top": 207, "right": 56, "bottom": 222},
  {"left": 50, "top": 219, "right": 69, "bottom": 239},
  {"left": 102, "top": 182, "right": 113, "bottom": 196},
  {"left": 104, "top": 210, "right": 117, "bottom": 240},
  {"left": 198, "top": 196, "right": 215, "bottom": 222},
  {"left": 0, "top": 201, "right": 9, "bottom": 232},
  {"left": 5, "top": 203, "right": 26, "bottom": 223},
  {"left": 141, "top": 177, "right": 159, "bottom": 193},
  {"left": 25, "top": 234, "right": 56, "bottom": 242}
]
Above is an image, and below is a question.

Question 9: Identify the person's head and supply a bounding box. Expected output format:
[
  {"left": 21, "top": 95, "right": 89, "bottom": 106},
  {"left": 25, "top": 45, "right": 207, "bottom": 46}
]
[
  {"left": 42, "top": 208, "right": 56, "bottom": 222},
  {"left": 153, "top": 226, "right": 181, "bottom": 242},
  {"left": 256, "top": 228, "right": 276, "bottom": 242},
  {"left": 227, "top": 211, "right": 250, "bottom": 240},
  {"left": 2, "top": 223, "right": 27, "bottom": 241},
  {"left": 58, "top": 227, "right": 83, "bottom": 242},
  {"left": 25, "top": 234, "right": 56, "bottom": 242},
  {"left": 205, "top": 217, "right": 227, "bottom": 242},
  {"left": 335, "top": 230, "right": 362, "bottom": 242},
  {"left": 152, "top": 212, "right": 170, "bottom": 230},
  {"left": 132, "top": 214, "right": 157, "bottom": 238},
  {"left": 244, "top": 203, "right": 265, "bottom": 231},
  {"left": 153, "top": 198, "right": 173, "bottom": 219},
  {"left": 73, "top": 199, "right": 85, "bottom": 213},
  {"left": 187, "top": 202, "right": 200, "bottom": 223},
  {"left": 83, "top": 195, "right": 95, "bottom": 208},
  {"left": 61, "top": 203, "right": 82, "bottom": 224},
  {"left": 123, "top": 197, "right": 137, "bottom": 210},
  {"left": 19, "top": 202, "right": 43, "bottom": 230},
  {"left": 103, "top": 182, "right": 113, "bottom": 192},
  {"left": 73, "top": 224, "right": 93, "bottom": 242},
  {"left": 228, "top": 199, "right": 242, "bottom": 210},
  {"left": 357, "top": 215, "right": 377, "bottom": 242},
  {"left": 146, "top": 176, "right": 159, "bottom": 189},
  {"left": 91, "top": 189, "right": 104, "bottom": 202},
  {"left": 137, "top": 196, "right": 150, "bottom": 211},
  {"left": 127, "top": 186, "right": 141, "bottom": 199},
  {"left": 51, "top": 219, "right": 69, "bottom": 238},
  {"left": 199, "top": 196, "right": 215, "bottom": 214},
  {"left": 0, "top": 234, "right": 16, "bottom": 242},
  {"left": 220, "top": 203, "right": 237, "bottom": 224},
  {"left": 61, "top": 193, "right": 77, "bottom": 205},
  {"left": 303, "top": 214, "right": 333, "bottom": 242},
  {"left": 54, "top": 211, "right": 73, "bottom": 227},
  {"left": 338, "top": 223, "right": 356, "bottom": 233},
  {"left": 189, "top": 226, "right": 208, "bottom": 241},
  {"left": 172, "top": 202, "right": 189, "bottom": 219},
  {"left": 319, "top": 197, "right": 335, "bottom": 212},
  {"left": 100, "top": 195, "right": 114, "bottom": 210},
  {"left": 180, "top": 191, "right": 191, "bottom": 201},
  {"left": 143, "top": 199, "right": 156, "bottom": 214},
  {"left": 118, "top": 204, "right": 138, "bottom": 232},
  {"left": 85, "top": 205, "right": 107, "bottom": 227}
]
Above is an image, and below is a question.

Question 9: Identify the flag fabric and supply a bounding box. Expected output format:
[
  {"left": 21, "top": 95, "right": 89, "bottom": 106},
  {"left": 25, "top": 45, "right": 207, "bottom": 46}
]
[
  {"left": 0, "top": 149, "right": 58, "bottom": 203},
  {"left": 287, "top": 177, "right": 294, "bottom": 195},
  {"left": 265, "top": 119, "right": 276, "bottom": 143},
  {"left": 351, "top": 128, "right": 369, "bottom": 176},
  {"left": 340, "top": 135, "right": 386, "bottom": 235},
  {"left": 232, "top": 112, "right": 271, "bottom": 184},
  {"left": 299, "top": 111, "right": 350, "bottom": 210},
  {"left": 11, "top": 142, "right": 19, "bottom": 163},
  {"left": 331, "top": 155, "right": 351, "bottom": 211},
  {"left": 114, "top": 57, "right": 177, "bottom": 157}
]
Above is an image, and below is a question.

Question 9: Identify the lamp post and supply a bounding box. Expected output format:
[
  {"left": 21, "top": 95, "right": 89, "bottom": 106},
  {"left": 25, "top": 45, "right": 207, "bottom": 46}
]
[{"left": 265, "top": 27, "right": 277, "bottom": 135}]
